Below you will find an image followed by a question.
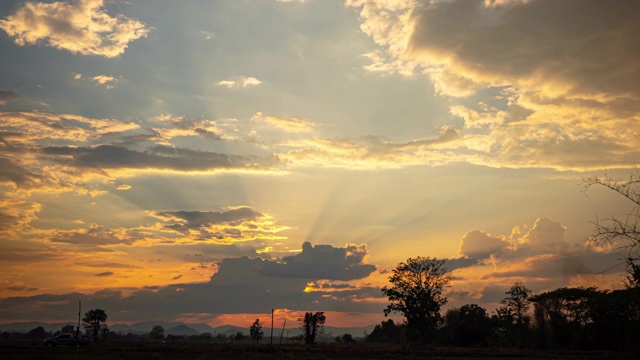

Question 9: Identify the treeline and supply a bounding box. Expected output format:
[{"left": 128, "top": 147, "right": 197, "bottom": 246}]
[{"left": 367, "top": 281, "right": 640, "bottom": 352}]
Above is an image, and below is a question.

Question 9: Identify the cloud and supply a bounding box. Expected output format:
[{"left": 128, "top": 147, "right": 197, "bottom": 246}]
[
  {"left": 201, "top": 31, "right": 214, "bottom": 40},
  {"left": 347, "top": 0, "right": 640, "bottom": 172},
  {"left": 459, "top": 230, "right": 511, "bottom": 260},
  {"left": 0, "top": 242, "right": 383, "bottom": 322},
  {"left": 0, "top": 0, "right": 149, "bottom": 57},
  {"left": 150, "top": 206, "right": 290, "bottom": 244},
  {"left": 253, "top": 113, "right": 317, "bottom": 134},
  {"left": 40, "top": 144, "right": 280, "bottom": 175},
  {"left": 260, "top": 241, "right": 377, "bottom": 281},
  {"left": 91, "top": 75, "right": 117, "bottom": 89},
  {"left": 278, "top": 127, "right": 463, "bottom": 169},
  {"left": 116, "top": 184, "right": 131, "bottom": 190},
  {"left": 0, "top": 90, "right": 19, "bottom": 105},
  {"left": 447, "top": 217, "right": 628, "bottom": 311},
  {"left": 150, "top": 115, "right": 238, "bottom": 144},
  {"left": 48, "top": 223, "right": 138, "bottom": 247},
  {"left": 216, "top": 76, "right": 262, "bottom": 89},
  {"left": 0, "top": 110, "right": 140, "bottom": 144},
  {"left": 6, "top": 285, "right": 38, "bottom": 292},
  {"left": 94, "top": 271, "right": 113, "bottom": 277},
  {"left": 0, "top": 195, "right": 41, "bottom": 240}
]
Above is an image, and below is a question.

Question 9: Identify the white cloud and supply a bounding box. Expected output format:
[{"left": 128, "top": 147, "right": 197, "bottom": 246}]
[
  {"left": 216, "top": 76, "right": 262, "bottom": 89},
  {"left": 0, "top": 0, "right": 149, "bottom": 58}
]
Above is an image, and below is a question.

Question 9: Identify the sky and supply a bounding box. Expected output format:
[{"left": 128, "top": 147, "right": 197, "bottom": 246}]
[{"left": 0, "top": 0, "right": 639, "bottom": 329}]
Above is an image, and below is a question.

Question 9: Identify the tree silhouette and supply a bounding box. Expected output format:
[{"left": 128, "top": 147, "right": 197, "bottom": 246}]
[
  {"left": 61, "top": 324, "right": 75, "bottom": 334},
  {"left": 382, "top": 256, "right": 451, "bottom": 343},
  {"left": 625, "top": 257, "right": 640, "bottom": 288},
  {"left": 497, "top": 283, "right": 531, "bottom": 347},
  {"left": 584, "top": 173, "right": 640, "bottom": 269},
  {"left": 249, "top": 319, "right": 263, "bottom": 344},
  {"left": 149, "top": 325, "right": 164, "bottom": 342},
  {"left": 27, "top": 326, "right": 47, "bottom": 339},
  {"left": 299, "top": 312, "right": 326, "bottom": 345},
  {"left": 82, "top": 308, "right": 107, "bottom": 342},
  {"left": 443, "top": 304, "right": 491, "bottom": 347}
]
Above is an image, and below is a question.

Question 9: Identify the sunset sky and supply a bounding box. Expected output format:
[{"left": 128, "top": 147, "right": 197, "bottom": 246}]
[{"left": 1, "top": 0, "right": 639, "bottom": 328}]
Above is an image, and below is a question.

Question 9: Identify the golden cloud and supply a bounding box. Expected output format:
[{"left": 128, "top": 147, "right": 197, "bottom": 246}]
[{"left": 0, "top": 0, "right": 149, "bottom": 57}]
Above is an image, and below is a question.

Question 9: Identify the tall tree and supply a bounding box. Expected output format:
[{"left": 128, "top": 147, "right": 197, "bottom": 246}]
[
  {"left": 382, "top": 256, "right": 451, "bottom": 343},
  {"left": 299, "top": 312, "right": 326, "bottom": 345},
  {"left": 497, "top": 283, "right": 531, "bottom": 347},
  {"left": 82, "top": 308, "right": 108, "bottom": 342},
  {"left": 249, "top": 319, "right": 264, "bottom": 344}
]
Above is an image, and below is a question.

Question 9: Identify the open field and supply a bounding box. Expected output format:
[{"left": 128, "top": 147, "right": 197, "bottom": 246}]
[{"left": 0, "top": 341, "right": 636, "bottom": 360}]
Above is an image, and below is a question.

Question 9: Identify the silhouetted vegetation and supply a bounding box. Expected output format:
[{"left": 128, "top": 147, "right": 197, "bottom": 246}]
[
  {"left": 149, "top": 325, "right": 164, "bottom": 342},
  {"left": 299, "top": 311, "right": 326, "bottom": 345},
  {"left": 82, "top": 308, "right": 108, "bottom": 342},
  {"left": 249, "top": 319, "right": 263, "bottom": 344},
  {"left": 382, "top": 256, "right": 451, "bottom": 343}
]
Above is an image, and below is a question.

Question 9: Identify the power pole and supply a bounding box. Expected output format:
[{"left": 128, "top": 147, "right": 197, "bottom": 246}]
[
  {"left": 76, "top": 301, "right": 81, "bottom": 340},
  {"left": 270, "top": 309, "right": 274, "bottom": 347}
]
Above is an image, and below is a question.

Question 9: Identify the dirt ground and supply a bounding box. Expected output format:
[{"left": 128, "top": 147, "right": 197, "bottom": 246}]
[{"left": 0, "top": 341, "right": 636, "bottom": 360}]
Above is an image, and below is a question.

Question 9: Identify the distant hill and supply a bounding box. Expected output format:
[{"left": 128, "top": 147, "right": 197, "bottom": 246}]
[
  {"left": 0, "top": 321, "right": 376, "bottom": 339},
  {"left": 165, "top": 324, "right": 199, "bottom": 336}
]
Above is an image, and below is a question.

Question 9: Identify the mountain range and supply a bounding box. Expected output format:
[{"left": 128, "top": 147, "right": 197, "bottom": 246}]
[{"left": 0, "top": 321, "right": 375, "bottom": 338}]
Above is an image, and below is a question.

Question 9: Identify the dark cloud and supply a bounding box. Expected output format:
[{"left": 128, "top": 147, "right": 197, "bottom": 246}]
[
  {"left": 49, "top": 225, "right": 135, "bottom": 247},
  {"left": 442, "top": 256, "right": 478, "bottom": 271},
  {"left": 74, "top": 262, "right": 143, "bottom": 269},
  {"left": 0, "top": 157, "right": 41, "bottom": 188},
  {"left": 155, "top": 207, "right": 262, "bottom": 232},
  {"left": 0, "top": 90, "right": 19, "bottom": 105},
  {"left": 151, "top": 206, "right": 287, "bottom": 243},
  {"left": 94, "top": 271, "right": 114, "bottom": 277},
  {"left": 409, "top": 0, "right": 640, "bottom": 99},
  {"left": 41, "top": 144, "right": 277, "bottom": 172},
  {"left": 260, "top": 242, "right": 376, "bottom": 281},
  {"left": 0, "top": 243, "right": 383, "bottom": 322},
  {"left": 6, "top": 285, "right": 38, "bottom": 292}
]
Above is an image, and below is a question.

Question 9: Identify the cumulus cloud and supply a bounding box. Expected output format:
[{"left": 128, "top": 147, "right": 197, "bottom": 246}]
[
  {"left": 449, "top": 217, "right": 627, "bottom": 310},
  {"left": 459, "top": 230, "right": 511, "bottom": 260},
  {"left": 260, "top": 241, "right": 376, "bottom": 281},
  {"left": 0, "top": 90, "right": 19, "bottom": 105},
  {"left": 216, "top": 76, "right": 261, "bottom": 89},
  {"left": 0, "top": 0, "right": 149, "bottom": 57}
]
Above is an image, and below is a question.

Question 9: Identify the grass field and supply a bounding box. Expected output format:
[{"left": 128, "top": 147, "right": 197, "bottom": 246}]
[{"left": 0, "top": 341, "right": 636, "bottom": 360}]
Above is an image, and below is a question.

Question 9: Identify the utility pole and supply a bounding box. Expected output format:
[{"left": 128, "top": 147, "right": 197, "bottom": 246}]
[
  {"left": 270, "top": 309, "right": 274, "bottom": 347},
  {"left": 76, "top": 301, "right": 81, "bottom": 340}
]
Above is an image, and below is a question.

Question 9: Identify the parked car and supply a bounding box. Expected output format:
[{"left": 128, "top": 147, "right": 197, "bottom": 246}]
[{"left": 43, "top": 333, "right": 89, "bottom": 347}]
